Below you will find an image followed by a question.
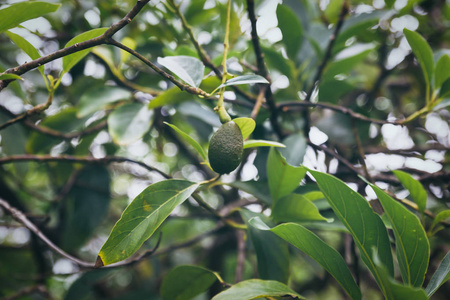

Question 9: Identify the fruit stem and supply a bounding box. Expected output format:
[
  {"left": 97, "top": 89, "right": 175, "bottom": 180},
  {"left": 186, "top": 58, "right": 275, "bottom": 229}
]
[{"left": 215, "top": 0, "right": 232, "bottom": 124}]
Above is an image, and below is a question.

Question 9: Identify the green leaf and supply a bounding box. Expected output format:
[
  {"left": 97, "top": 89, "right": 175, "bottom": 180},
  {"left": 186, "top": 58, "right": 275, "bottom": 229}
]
[
  {"left": 108, "top": 102, "right": 153, "bottom": 146},
  {"left": 120, "top": 37, "right": 136, "bottom": 65},
  {"left": 368, "top": 183, "right": 429, "bottom": 287},
  {"left": 250, "top": 218, "right": 361, "bottom": 300},
  {"left": 62, "top": 166, "right": 110, "bottom": 251},
  {"left": 267, "top": 148, "right": 307, "bottom": 202},
  {"left": 26, "top": 108, "right": 89, "bottom": 153},
  {"left": 0, "top": 73, "right": 22, "bottom": 81},
  {"left": 148, "top": 86, "right": 194, "bottom": 109},
  {"left": 392, "top": 170, "right": 427, "bottom": 215},
  {"left": 272, "top": 194, "right": 331, "bottom": 223},
  {"left": 319, "top": 79, "right": 354, "bottom": 104},
  {"left": 425, "top": 251, "right": 450, "bottom": 297},
  {"left": 161, "top": 265, "right": 219, "bottom": 300},
  {"left": 62, "top": 28, "right": 108, "bottom": 73},
  {"left": 0, "top": 1, "right": 60, "bottom": 33},
  {"left": 240, "top": 210, "right": 290, "bottom": 284},
  {"left": 243, "top": 140, "right": 285, "bottom": 149},
  {"left": 211, "top": 279, "right": 304, "bottom": 300},
  {"left": 403, "top": 29, "right": 434, "bottom": 90},
  {"left": 217, "top": 75, "right": 269, "bottom": 89},
  {"left": 439, "top": 78, "right": 450, "bottom": 99},
  {"left": 307, "top": 169, "right": 394, "bottom": 296},
  {"left": 97, "top": 179, "right": 199, "bottom": 266},
  {"left": 233, "top": 117, "right": 255, "bottom": 140},
  {"left": 164, "top": 122, "right": 207, "bottom": 162},
  {"left": 229, "top": 181, "right": 272, "bottom": 205},
  {"left": 435, "top": 55, "right": 450, "bottom": 89},
  {"left": 77, "top": 86, "right": 132, "bottom": 118},
  {"left": 324, "top": 0, "right": 345, "bottom": 24},
  {"left": 429, "top": 210, "right": 450, "bottom": 235},
  {"left": 276, "top": 4, "right": 303, "bottom": 59},
  {"left": 279, "top": 133, "right": 307, "bottom": 166},
  {"left": 6, "top": 31, "right": 44, "bottom": 76},
  {"left": 323, "top": 48, "right": 373, "bottom": 81},
  {"left": 157, "top": 56, "right": 205, "bottom": 87}
]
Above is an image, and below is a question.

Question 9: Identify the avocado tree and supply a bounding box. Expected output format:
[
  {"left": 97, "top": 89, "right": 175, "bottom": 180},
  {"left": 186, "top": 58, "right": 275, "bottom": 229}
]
[{"left": 0, "top": 0, "right": 449, "bottom": 299}]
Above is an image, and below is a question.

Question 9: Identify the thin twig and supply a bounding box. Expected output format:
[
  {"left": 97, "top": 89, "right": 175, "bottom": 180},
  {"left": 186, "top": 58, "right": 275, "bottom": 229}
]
[
  {"left": 234, "top": 230, "right": 246, "bottom": 283},
  {"left": 246, "top": 0, "right": 284, "bottom": 139},
  {"left": 251, "top": 86, "right": 267, "bottom": 120},
  {"left": 352, "top": 119, "right": 372, "bottom": 181},
  {"left": 0, "top": 154, "right": 171, "bottom": 179}
]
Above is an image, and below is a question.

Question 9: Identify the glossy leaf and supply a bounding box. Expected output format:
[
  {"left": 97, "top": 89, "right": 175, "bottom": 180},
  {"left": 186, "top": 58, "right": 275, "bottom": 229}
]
[
  {"left": 324, "top": 0, "right": 345, "bottom": 24},
  {"left": 435, "top": 55, "right": 450, "bottom": 89},
  {"left": 369, "top": 183, "right": 429, "bottom": 287},
  {"left": 77, "top": 86, "right": 132, "bottom": 117},
  {"left": 241, "top": 210, "right": 290, "bottom": 284},
  {"left": 158, "top": 56, "right": 205, "bottom": 87},
  {"left": 0, "top": 1, "right": 60, "bottom": 33},
  {"left": 161, "top": 265, "right": 219, "bottom": 300},
  {"left": 0, "top": 73, "right": 22, "bottom": 81},
  {"left": 108, "top": 102, "right": 152, "bottom": 145},
  {"left": 393, "top": 170, "right": 427, "bottom": 215},
  {"left": 120, "top": 37, "right": 136, "bottom": 65},
  {"left": 250, "top": 218, "right": 361, "bottom": 300},
  {"left": 6, "top": 31, "right": 44, "bottom": 76},
  {"left": 243, "top": 140, "right": 285, "bottom": 149},
  {"left": 62, "top": 28, "right": 108, "bottom": 73},
  {"left": 96, "top": 180, "right": 199, "bottom": 266},
  {"left": 404, "top": 29, "right": 434, "bottom": 89},
  {"left": 277, "top": 4, "right": 303, "bottom": 59},
  {"left": 272, "top": 194, "right": 330, "bottom": 223},
  {"left": 148, "top": 86, "right": 194, "bottom": 109},
  {"left": 307, "top": 169, "right": 394, "bottom": 295},
  {"left": 279, "top": 133, "right": 307, "bottom": 166},
  {"left": 164, "top": 122, "right": 207, "bottom": 161},
  {"left": 439, "top": 78, "right": 450, "bottom": 99},
  {"left": 233, "top": 117, "right": 255, "bottom": 139},
  {"left": 212, "top": 279, "right": 304, "bottom": 300},
  {"left": 267, "top": 148, "right": 307, "bottom": 202},
  {"left": 425, "top": 251, "right": 450, "bottom": 297},
  {"left": 323, "top": 48, "right": 373, "bottom": 81},
  {"left": 217, "top": 75, "right": 269, "bottom": 89}
]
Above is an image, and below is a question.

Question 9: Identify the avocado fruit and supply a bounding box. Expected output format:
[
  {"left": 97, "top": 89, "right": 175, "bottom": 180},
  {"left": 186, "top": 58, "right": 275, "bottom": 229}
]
[{"left": 208, "top": 121, "right": 243, "bottom": 174}]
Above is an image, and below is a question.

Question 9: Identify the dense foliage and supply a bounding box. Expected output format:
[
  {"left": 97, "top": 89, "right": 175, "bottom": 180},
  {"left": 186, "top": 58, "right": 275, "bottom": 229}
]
[{"left": 0, "top": 0, "right": 449, "bottom": 299}]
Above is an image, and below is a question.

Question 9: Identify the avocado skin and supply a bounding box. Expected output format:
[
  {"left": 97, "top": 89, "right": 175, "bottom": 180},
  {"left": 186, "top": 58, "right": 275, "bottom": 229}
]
[{"left": 208, "top": 121, "right": 243, "bottom": 174}]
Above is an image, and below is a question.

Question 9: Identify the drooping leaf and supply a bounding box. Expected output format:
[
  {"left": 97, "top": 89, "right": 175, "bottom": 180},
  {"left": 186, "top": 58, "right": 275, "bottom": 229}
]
[
  {"left": 272, "top": 194, "right": 331, "bottom": 223},
  {"left": 217, "top": 75, "right": 269, "bottom": 89},
  {"left": 164, "top": 122, "right": 207, "bottom": 162},
  {"left": 157, "top": 56, "right": 205, "bottom": 87},
  {"left": 108, "top": 102, "right": 153, "bottom": 145},
  {"left": 267, "top": 148, "right": 307, "bottom": 202},
  {"left": 211, "top": 279, "right": 304, "bottom": 300},
  {"left": 0, "top": 1, "right": 60, "bottom": 33},
  {"left": 6, "top": 31, "right": 44, "bottom": 76},
  {"left": 279, "top": 133, "right": 307, "bottom": 166},
  {"left": 307, "top": 169, "right": 394, "bottom": 295},
  {"left": 62, "top": 166, "right": 110, "bottom": 251},
  {"left": 250, "top": 218, "right": 361, "bottom": 300},
  {"left": 233, "top": 117, "right": 255, "bottom": 140},
  {"left": 277, "top": 4, "right": 303, "bottom": 59},
  {"left": 369, "top": 183, "right": 429, "bottom": 287},
  {"left": 404, "top": 29, "right": 434, "bottom": 90},
  {"left": 77, "top": 86, "right": 132, "bottom": 117},
  {"left": 425, "top": 251, "right": 450, "bottom": 297},
  {"left": 0, "top": 73, "right": 22, "bottom": 80},
  {"left": 243, "top": 140, "right": 285, "bottom": 149},
  {"left": 62, "top": 28, "right": 108, "bottom": 73},
  {"left": 435, "top": 55, "right": 450, "bottom": 89},
  {"left": 148, "top": 86, "right": 194, "bottom": 109},
  {"left": 96, "top": 179, "right": 199, "bottom": 266},
  {"left": 392, "top": 170, "right": 427, "bottom": 215},
  {"left": 161, "top": 265, "right": 219, "bottom": 300},
  {"left": 240, "top": 210, "right": 290, "bottom": 284}
]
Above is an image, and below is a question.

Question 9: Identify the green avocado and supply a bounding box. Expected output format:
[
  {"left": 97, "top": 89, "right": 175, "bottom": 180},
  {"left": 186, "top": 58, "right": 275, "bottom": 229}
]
[{"left": 208, "top": 121, "right": 244, "bottom": 174}]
